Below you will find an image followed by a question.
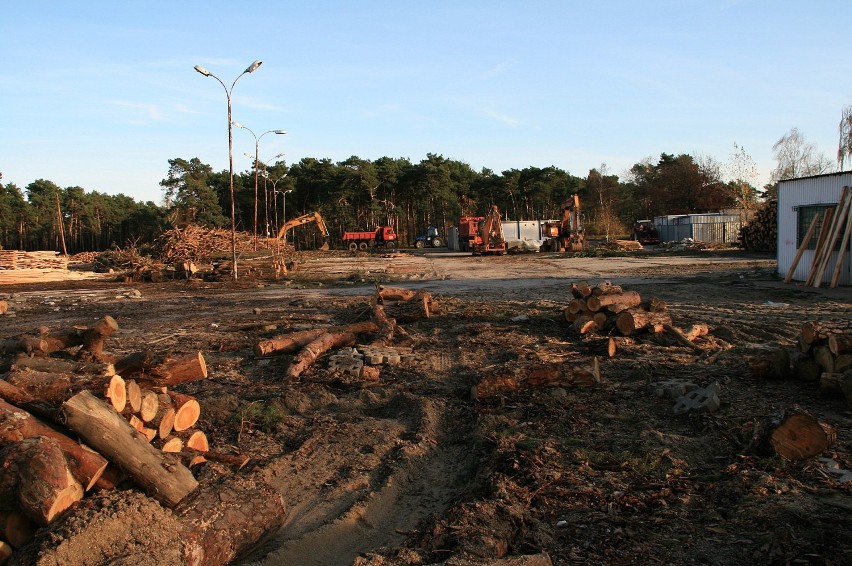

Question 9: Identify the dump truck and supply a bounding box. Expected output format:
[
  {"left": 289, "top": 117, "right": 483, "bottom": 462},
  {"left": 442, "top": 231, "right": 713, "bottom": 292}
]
[{"left": 342, "top": 226, "right": 398, "bottom": 250}]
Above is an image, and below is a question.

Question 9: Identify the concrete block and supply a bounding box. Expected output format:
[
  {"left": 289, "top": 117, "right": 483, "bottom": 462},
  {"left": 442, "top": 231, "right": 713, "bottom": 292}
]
[
  {"left": 652, "top": 379, "right": 698, "bottom": 399},
  {"left": 673, "top": 382, "right": 721, "bottom": 415},
  {"left": 359, "top": 346, "right": 403, "bottom": 365}
]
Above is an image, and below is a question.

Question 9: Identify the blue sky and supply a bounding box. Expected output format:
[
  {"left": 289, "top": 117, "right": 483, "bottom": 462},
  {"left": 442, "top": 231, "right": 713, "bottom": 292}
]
[{"left": 2, "top": 1, "right": 850, "bottom": 204}]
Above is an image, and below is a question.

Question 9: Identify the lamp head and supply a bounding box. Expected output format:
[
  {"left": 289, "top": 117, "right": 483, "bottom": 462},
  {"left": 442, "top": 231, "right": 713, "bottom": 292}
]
[
  {"left": 274, "top": 130, "right": 287, "bottom": 135},
  {"left": 194, "top": 65, "right": 211, "bottom": 77},
  {"left": 232, "top": 121, "right": 244, "bottom": 129},
  {"left": 245, "top": 60, "right": 262, "bottom": 73}
]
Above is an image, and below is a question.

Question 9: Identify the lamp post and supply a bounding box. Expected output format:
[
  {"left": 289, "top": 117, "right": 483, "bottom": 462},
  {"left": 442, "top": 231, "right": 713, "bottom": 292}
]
[
  {"left": 258, "top": 153, "right": 285, "bottom": 238},
  {"left": 234, "top": 123, "right": 286, "bottom": 249},
  {"left": 193, "top": 59, "right": 263, "bottom": 280}
]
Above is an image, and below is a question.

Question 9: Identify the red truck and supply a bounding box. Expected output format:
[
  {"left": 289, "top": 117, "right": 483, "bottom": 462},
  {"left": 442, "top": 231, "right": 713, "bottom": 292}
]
[
  {"left": 457, "top": 216, "right": 484, "bottom": 252},
  {"left": 342, "top": 226, "right": 398, "bottom": 250}
]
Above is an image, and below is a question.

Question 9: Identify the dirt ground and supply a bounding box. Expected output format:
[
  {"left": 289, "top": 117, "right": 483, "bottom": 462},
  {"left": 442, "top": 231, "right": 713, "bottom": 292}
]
[{"left": 1, "top": 248, "right": 851, "bottom": 566}]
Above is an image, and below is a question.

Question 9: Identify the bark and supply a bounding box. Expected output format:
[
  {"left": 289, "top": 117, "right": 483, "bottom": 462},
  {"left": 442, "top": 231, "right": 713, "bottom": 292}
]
[
  {"left": 580, "top": 337, "right": 618, "bottom": 358},
  {"left": 114, "top": 351, "right": 208, "bottom": 387},
  {"left": 0, "top": 436, "right": 84, "bottom": 526},
  {"left": 472, "top": 358, "right": 601, "bottom": 399},
  {"left": 713, "top": 344, "right": 791, "bottom": 380},
  {"left": 39, "top": 316, "right": 118, "bottom": 358},
  {"left": 376, "top": 285, "right": 418, "bottom": 301},
  {"left": 368, "top": 303, "right": 396, "bottom": 347},
  {"left": 585, "top": 290, "right": 641, "bottom": 312},
  {"left": 3, "top": 368, "right": 126, "bottom": 411},
  {"left": 0, "top": 335, "right": 48, "bottom": 357},
  {"left": 176, "top": 477, "right": 287, "bottom": 566},
  {"left": 0, "top": 379, "right": 59, "bottom": 421},
  {"left": 813, "top": 345, "right": 836, "bottom": 373},
  {"left": 0, "top": 397, "right": 108, "bottom": 491},
  {"left": 254, "top": 322, "right": 378, "bottom": 357},
  {"left": 569, "top": 281, "right": 592, "bottom": 298},
  {"left": 663, "top": 324, "right": 707, "bottom": 353},
  {"left": 385, "top": 289, "right": 433, "bottom": 323},
  {"left": 0, "top": 510, "right": 35, "bottom": 548},
  {"left": 286, "top": 332, "right": 357, "bottom": 381},
  {"left": 6, "top": 357, "right": 114, "bottom": 377},
  {"left": 58, "top": 390, "right": 198, "bottom": 507},
  {"left": 819, "top": 369, "right": 852, "bottom": 402},
  {"left": 614, "top": 309, "right": 672, "bottom": 335}
]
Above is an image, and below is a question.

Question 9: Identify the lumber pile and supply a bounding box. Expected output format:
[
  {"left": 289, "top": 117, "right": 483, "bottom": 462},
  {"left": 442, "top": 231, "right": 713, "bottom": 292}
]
[
  {"left": 596, "top": 240, "right": 644, "bottom": 252},
  {"left": 738, "top": 198, "right": 777, "bottom": 251},
  {"left": 793, "top": 319, "right": 852, "bottom": 402},
  {"left": 0, "top": 317, "right": 256, "bottom": 563},
  {"left": 788, "top": 186, "right": 851, "bottom": 289},
  {"left": 0, "top": 250, "right": 68, "bottom": 271}
]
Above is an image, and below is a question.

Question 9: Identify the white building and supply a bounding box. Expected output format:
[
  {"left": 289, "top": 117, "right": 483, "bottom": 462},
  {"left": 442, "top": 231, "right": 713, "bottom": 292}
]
[{"left": 777, "top": 172, "right": 852, "bottom": 286}]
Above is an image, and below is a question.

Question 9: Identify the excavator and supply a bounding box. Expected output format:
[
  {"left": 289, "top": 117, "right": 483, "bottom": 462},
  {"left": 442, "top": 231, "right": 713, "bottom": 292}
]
[
  {"left": 277, "top": 211, "right": 330, "bottom": 250},
  {"left": 542, "top": 194, "right": 585, "bottom": 252},
  {"left": 471, "top": 204, "right": 507, "bottom": 255}
]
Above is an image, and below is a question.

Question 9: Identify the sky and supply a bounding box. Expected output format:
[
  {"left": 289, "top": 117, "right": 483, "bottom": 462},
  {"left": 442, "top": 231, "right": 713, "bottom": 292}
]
[{"left": 2, "top": 1, "right": 851, "bottom": 205}]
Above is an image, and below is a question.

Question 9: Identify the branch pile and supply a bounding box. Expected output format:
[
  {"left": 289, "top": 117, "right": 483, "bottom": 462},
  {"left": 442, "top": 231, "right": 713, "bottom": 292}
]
[
  {"left": 153, "top": 225, "right": 256, "bottom": 265},
  {"left": 0, "top": 317, "right": 269, "bottom": 565}
]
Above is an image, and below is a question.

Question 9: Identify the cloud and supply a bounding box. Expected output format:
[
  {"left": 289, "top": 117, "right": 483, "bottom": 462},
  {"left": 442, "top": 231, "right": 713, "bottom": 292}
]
[{"left": 108, "top": 100, "right": 165, "bottom": 122}]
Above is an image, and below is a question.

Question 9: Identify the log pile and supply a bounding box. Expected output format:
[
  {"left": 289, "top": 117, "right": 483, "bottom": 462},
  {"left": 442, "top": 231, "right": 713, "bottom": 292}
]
[
  {"left": 255, "top": 284, "right": 435, "bottom": 382},
  {"left": 0, "top": 250, "right": 68, "bottom": 271},
  {"left": 596, "top": 240, "right": 643, "bottom": 252},
  {"left": 794, "top": 320, "right": 852, "bottom": 402},
  {"left": 563, "top": 281, "right": 674, "bottom": 339},
  {"left": 0, "top": 317, "right": 258, "bottom": 563},
  {"left": 738, "top": 198, "right": 777, "bottom": 252}
]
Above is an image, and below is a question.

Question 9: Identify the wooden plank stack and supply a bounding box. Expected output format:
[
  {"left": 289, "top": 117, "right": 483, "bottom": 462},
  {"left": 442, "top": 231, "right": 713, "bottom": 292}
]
[
  {"left": 0, "top": 251, "right": 68, "bottom": 271},
  {"left": 804, "top": 186, "right": 851, "bottom": 289}
]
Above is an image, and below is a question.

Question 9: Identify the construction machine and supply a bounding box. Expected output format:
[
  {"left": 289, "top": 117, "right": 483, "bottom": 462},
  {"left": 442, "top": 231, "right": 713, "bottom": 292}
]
[
  {"left": 471, "top": 205, "right": 507, "bottom": 255},
  {"left": 414, "top": 227, "right": 444, "bottom": 248},
  {"left": 277, "top": 211, "right": 330, "bottom": 250},
  {"left": 542, "top": 194, "right": 585, "bottom": 252}
]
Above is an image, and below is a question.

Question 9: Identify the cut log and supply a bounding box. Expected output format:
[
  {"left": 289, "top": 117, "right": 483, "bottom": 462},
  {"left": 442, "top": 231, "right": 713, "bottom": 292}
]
[
  {"left": 179, "top": 429, "right": 210, "bottom": 452},
  {"left": 813, "top": 345, "right": 835, "bottom": 373},
  {"left": 663, "top": 323, "right": 707, "bottom": 353},
  {"left": 0, "top": 540, "right": 10, "bottom": 565},
  {"left": 713, "top": 344, "right": 791, "bottom": 380},
  {"left": 176, "top": 477, "right": 286, "bottom": 566},
  {"left": 0, "top": 435, "right": 84, "bottom": 526},
  {"left": 0, "top": 301, "right": 7, "bottom": 315},
  {"left": 114, "top": 351, "right": 208, "bottom": 387},
  {"left": 569, "top": 281, "right": 592, "bottom": 298},
  {"left": 158, "top": 437, "right": 184, "bottom": 453},
  {"left": 168, "top": 392, "right": 201, "bottom": 432},
  {"left": 793, "top": 355, "right": 822, "bottom": 382},
  {"left": 758, "top": 410, "right": 837, "bottom": 461},
  {"left": 376, "top": 285, "right": 418, "bottom": 301},
  {"left": 614, "top": 309, "right": 672, "bottom": 335},
  {"left": 591, "top": 281, "right": 623, "bottom": 296},
  {"left": 836, "top": 354, "right": 852, "bottom": 373},
  {"left": 385, "top": 289, "right": 433, "bottom": 323},
  {"left": 571, "top": 316, "right": 599, "bottom": 336},
  {"left": 78, "top": 315, "right": 120, "bottom": 360},
  {"left": 58, "top": 390, "right": 198, "bottom": 507},
  {"left": 472, "top": 358, "right": 601, "bottom": 399},
  {"left": 580, "top": 337, "right": 618, "bottom": 358},
  {"left": 126, "top": 379, "right": 142, "bottom": 413},
  {"left": 0, "top": 398, "right": 108, "bottom": 491},
  {"left": 40, "top": 315, "right": 118, "bottom": 358},
  {"left": 567, "top": 298, "right": 587, "bottom": 315},
  {"left": 286, "top": 331, "right": 357, "bottom": 381},
  {"left": 586, "top": 290, "right": 641, "bottom": 312},
  {"left": 0, "top": 335, "right": 48, "bottom": 357},
  {"left": 254, "top": 322, "right": 378, "bottom": 357},
  {"left": 819, "top": 370, "right": 852, "bottom": 399},
  {"left": 151, "top": 394, "right": 176, "bottom": 439},
  {"left": 3, "top": 368, "right": 126, "bottom": 411},
  {"left": 828, "top": 335, "right": 852, "bottom": 356},
  {"left": 138, "top": 390, "right": 160, "bottom": 422},
  {"left": 0, "top": 379, "right": 59, "bottom": 421},
  {"left": 7, "top": 357, "right": 114, "bottom": 377},
  {"left": 0, "top": 510, "right": 36, "bottom": 548},
  {"left": 801, "top": 320, "right": 852, "bottom": 345},
  {"left": 175, "top": 450, "right": 251, "bottom": 470},
  {"left": 368, "top": 303, "right": 396, "bottom": 347}
]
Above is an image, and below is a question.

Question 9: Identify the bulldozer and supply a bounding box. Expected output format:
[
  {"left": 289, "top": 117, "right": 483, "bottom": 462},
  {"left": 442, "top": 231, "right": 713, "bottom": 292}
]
[
  {"left": 542, "top": 194, "right": 585, "bottom": 252},
  {"left": 471, "top": 205, "right": 507, "bottom": 255},
  {"left": 277, "top": 211, "right": 330, "bottom": 250}
]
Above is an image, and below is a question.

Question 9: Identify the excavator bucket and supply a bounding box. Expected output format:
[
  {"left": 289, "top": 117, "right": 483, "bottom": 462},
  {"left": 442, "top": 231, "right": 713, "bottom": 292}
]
[{"left": 319, "top": 241, "right": 330, "bottom": 251}]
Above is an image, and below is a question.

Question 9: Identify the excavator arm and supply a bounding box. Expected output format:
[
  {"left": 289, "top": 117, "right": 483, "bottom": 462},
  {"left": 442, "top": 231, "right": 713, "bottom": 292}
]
[{"left": 277, "top": 212, "right": 330, "bottom": 250}]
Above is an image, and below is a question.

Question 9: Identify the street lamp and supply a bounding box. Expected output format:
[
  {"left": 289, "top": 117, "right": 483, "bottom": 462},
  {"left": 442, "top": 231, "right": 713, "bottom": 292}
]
[
  {"left": 258, "top": 153, "right": 285, "bottom": 238},
  {"left": 233, "top": 122, "right": 286, "bottom": 248},
  {"left": 193, "top": 59, "right": 263, "bottom": 280},
  {"left": 279, "top": 188, "right": 294, "bottom": 244}
]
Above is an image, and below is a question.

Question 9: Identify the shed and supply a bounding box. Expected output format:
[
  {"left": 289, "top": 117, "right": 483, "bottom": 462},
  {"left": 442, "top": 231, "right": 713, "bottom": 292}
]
[
  {"left": 777, "top": 172, "right": 852, "bottom": 285},
  {"left": 653, "top": 212, "right": 744, "bottom": 243}
]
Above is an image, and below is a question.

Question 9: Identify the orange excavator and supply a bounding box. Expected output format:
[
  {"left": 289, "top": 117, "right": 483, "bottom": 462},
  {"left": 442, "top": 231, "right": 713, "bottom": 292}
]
[
  {"left": 277, "top": 211, "right": 330, "bottom": 250},
  {"left": 542, "top": 194, "right": 585, "bottom": 252},
  {"left": 471, "top": 205, "right": 507, "bottom": 256}
]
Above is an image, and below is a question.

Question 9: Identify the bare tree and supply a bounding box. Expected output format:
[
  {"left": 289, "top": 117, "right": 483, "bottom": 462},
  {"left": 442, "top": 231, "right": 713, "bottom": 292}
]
[
  {"left": 839, "top": 105, "right": 852, "bottom": 171},
  {"left": 770, "top": 127, "right": 833, "bottom": 182},
  {"left": 725, "top": 143, "right": 761, "bottom": 212}
]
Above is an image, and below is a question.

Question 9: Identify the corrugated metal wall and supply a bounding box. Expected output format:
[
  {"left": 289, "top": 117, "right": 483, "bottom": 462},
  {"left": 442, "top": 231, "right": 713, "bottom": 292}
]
[
  {"left": 777, "top": 172, "right": 852, "bottom": 285},
  {"left": 653, "top": 214, "right": 743, "bottom": 243}
]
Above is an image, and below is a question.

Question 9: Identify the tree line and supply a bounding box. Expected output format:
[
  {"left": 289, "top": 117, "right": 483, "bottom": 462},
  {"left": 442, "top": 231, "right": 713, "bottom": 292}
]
[{"left": 1, "top": 127, "right": 839, "bottom": 253}]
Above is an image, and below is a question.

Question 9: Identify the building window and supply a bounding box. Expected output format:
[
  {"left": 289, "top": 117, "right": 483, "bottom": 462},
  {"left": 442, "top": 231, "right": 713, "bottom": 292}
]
[{"left": 797, "top": 204, "right": 846, "bottom": 250}]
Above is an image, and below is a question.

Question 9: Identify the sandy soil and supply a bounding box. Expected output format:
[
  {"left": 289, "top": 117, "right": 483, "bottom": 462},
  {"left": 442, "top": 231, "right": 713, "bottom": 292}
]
[{"left": 1, "top": 248, "right": 851, "bottom": 566}]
